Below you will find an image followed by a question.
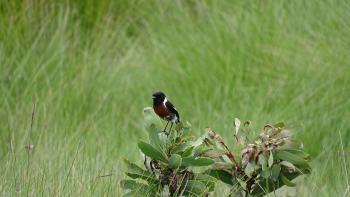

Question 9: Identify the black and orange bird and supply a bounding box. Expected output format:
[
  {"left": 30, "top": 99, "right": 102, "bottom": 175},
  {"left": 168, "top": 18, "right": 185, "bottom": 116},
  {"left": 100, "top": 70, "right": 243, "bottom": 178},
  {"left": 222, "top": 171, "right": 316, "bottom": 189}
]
[{"left": 152, "top": 91, "right": 180, "bottom": 133}]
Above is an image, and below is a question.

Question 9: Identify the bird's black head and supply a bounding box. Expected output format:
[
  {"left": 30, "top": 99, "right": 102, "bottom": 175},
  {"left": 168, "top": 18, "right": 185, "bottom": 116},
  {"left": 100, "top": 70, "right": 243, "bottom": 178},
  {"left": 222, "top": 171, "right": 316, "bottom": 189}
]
[{"left": 152, "top": 91, "right": 166, "bottom": 105}]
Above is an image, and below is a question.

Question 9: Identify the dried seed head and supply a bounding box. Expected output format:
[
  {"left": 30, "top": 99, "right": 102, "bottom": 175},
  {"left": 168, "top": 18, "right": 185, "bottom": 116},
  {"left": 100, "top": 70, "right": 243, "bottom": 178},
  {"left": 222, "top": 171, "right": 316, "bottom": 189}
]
[
  {"left": 241, "top": 144, "right": 257, "bottom": 167},
  {"left": 207, "top": 129, "right": 216, "bottom": 139},
  {"left": 242, "top": 153, "right": 250, "bottom": 167},
  {"left": 207, "top": 129, "right": 224, "bottom": 143},
  {"left": 233, "top": 118, "right": 241, "bottom": 135},
  {"left": 244, "top": 120, "right": 251, "bottom": 127},
  {"left": 259, "top": 133, "right": 270, "bottom": 142}
]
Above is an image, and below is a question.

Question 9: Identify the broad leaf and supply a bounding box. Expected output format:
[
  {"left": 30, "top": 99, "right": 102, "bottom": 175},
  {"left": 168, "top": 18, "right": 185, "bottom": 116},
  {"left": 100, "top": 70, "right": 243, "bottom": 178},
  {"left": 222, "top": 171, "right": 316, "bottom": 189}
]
[
  {"left": 184, "top": 180, "right": 208, "bottom": 196},
  {"left": 202, "top": 149, "right": 227, "bottom": 158},
  {"left": 207, "top": 169, "right": 235, "bottom": 185},
  {"left": 182, "top": 157, "right": 215, "bottom": 167},
  {"left": 193, "top": 144, "right": 209, "bottom": 157},
  {"left": 260, "top": 169, "right": 270, "bottom": 178},
  {"left": 169, "top": 154, "right": 182, "bottom": 169},
  {"left": 181, "top": 146, "right": 194, "bottom": 157},
  {"left": 138, "top": 141, "right": 168, "bottom": 163},
  {"left": 244, "top": 162, "right": 256, "bottom": 178},
  {"left": 211, "top": 162, "right": 233, "bottom": 170},
  {"left": 258, "top": 154, "right": 268, "bottom": 171},
  {"left": 280, "top": 148, "right": 310, "bottom": 160},
  {"left": 147, "top": 124, "right": 164, "bottom": 149},
  {"left": 124, "top": 159, "right": 156, "bottom": 183},
  {"left": 276, "top": 150, "right": 308, "bottom": 167},
  {"left": 171, "top": 142, "right": 192, "bottom": 154},
  {"left": 120, "top": 180, "right": 149, "bottom": 190},
  {"left": 280, "top": 173, "right": 296, "bottom": 187},
  {"left": 268, "top": 151, "right": 274, "bottom": 168},
  {"left": 271, "top": 164, "right": 281, "bottom": 181},
  {"left": 143, "top": 107, "right": 162, "bottom": 130},
  {"left": 280, "top": 161, "right": 296, "bottom": 172},
  {"left": 120, "top": 180, "right": 155, "bottom": 195},
  {"left": 194, "top": 174, "right": 217, "bottom": 191}
]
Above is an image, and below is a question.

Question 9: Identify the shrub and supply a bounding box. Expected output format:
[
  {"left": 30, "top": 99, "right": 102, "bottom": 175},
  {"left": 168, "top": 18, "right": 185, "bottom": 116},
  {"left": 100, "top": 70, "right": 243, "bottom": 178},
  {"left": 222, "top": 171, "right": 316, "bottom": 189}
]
[
  {"left": 205, "top": 120, "right": 311, "bottom": 196},
  {"left": 121, "top": 108, "right": 311, "bottom": 196}
]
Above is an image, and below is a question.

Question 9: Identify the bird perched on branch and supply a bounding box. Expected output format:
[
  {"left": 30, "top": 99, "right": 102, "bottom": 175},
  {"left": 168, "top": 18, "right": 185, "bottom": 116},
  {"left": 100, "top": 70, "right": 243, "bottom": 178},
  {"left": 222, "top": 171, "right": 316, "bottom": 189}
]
[{"left": 152, "top": 91, "right": 180, "bottom": 134}]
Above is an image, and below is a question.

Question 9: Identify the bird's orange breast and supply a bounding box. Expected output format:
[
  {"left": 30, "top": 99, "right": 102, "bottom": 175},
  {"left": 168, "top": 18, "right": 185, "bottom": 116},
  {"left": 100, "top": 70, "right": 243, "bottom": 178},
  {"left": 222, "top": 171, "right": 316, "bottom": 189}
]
[{"left": 153, "top": 104, "right": 171, "bottom": 119}]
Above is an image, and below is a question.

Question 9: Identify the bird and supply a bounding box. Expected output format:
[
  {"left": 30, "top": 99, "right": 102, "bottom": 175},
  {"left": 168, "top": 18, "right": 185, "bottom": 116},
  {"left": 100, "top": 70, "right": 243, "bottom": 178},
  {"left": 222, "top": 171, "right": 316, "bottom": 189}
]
[{"left": 152, "top": 91, "right": 180, "bottom": 134}]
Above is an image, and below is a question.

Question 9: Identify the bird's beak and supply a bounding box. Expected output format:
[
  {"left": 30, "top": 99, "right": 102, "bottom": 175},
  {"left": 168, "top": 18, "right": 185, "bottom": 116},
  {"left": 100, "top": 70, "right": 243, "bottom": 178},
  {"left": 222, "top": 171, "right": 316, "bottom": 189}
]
[{"left": 152, "top": 96, "right": 156, "bottom": 99}]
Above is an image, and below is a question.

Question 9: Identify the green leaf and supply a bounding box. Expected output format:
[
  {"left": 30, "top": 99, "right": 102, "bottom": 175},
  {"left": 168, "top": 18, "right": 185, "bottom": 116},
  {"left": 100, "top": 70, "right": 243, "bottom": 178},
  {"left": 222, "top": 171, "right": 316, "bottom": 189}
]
[
  {"left": 276, "top": 150, "right": 308, "bottom": 166},
  {"left": 280, "top": 161, "right": 296, "bottom": 172},
  {"left": 143, "top": 107, "right": 162, "bottom": 128},
  {"left": 260, "top": 169, "right": 270, "bottom": 179},
  {"left": 184, "top": 180, "right": 208, "bottom": 195},
  {"left": 244, "top": 162, "right": 256, "bottom": 178},
  {"left": 194, "top": 174, "right": 217, "bottom": 191},
  {"left": 147, "top": 124, "right": 163, "bottom": 149},
  {"left": 124, "top": 159, "right": 147, "bottom": 174},
  {"left": 124, "top": 159, "right": 156, "bottom": 183},
  {"left": 192, "top": 133, "right": 207, "bottom": 147},
  {"left": 211, "top": 162, "right": 233, "bottom": 170},
  {"left": 271, "top": 164, "right": 281, "bottom": 181},
  {"left": 169, "top": 154, "right": 182, "bottom": 169},
  {"left": 181, "top": 146, "right": 194, "bottom": 157},
  {"left": 138, "top": 141, "right": 168, "bottom": 163},
  {"left": 182, "top": 157, "right": 215, "bottom": 167},
  {"left": 193, "top": 144, "right": 208, "bottom": 157},
  {"left": 202, "top": 149, "right": 227, "bottom": 158},
  {"left": 172, "top": 142, "right": 192, "bottom": 154},
  {"left": 120, "top": 180, "right": 148, "bottom": 190},
  {"left": 258, "top": 154, "right": 268, "bottom": 171},
  {"left": 207, "top": 169, "right": 235, "bottom": 185},
  {"left": 168, "top": 127, "right": 177, "bottom": 140},
  {"left": 280, "top": 173, "right": 296, "bottom": 187},
  {"left": 180, "top": 122, "right": 192, "bottom": 138},
  {"left": 280, "top": 148, "right": 310, "bottom": 160},
  {"left": 120, "top": 180, "right": 155, "bottom": 195},
  {"left": 268, "top": 151, "right": 274, "bottom": 168}
]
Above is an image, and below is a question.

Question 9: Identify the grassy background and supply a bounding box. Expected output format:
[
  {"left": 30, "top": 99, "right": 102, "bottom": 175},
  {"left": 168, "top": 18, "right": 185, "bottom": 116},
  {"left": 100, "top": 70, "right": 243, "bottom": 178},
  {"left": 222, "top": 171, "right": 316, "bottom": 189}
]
[{"left": 0, "top": 0, "right": 349, "bottom": 196}]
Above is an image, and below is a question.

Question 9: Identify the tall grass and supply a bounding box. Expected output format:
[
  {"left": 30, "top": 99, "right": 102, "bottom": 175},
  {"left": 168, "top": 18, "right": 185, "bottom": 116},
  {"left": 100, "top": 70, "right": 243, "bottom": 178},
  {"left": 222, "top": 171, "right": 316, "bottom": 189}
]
[{"left": 0, "top": 0, "right": 349, "bottom": 196}]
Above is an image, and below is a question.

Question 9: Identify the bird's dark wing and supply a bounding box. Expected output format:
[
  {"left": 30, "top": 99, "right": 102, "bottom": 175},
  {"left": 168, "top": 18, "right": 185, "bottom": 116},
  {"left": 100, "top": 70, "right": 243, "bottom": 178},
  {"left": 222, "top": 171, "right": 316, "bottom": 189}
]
[{"left": 165, "top": 100, "right": 180, "bottom": 122}]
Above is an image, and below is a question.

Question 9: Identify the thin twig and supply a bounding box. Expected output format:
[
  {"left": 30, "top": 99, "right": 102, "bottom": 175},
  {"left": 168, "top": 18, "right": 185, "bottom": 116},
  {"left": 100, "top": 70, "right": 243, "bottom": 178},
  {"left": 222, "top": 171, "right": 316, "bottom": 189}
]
[
  {"left": 96, "top": 174, "right": 112, "bottom": 178},
  {"left": 26, "top": 102, "right": 36, "bottom": 196},
  {"left": 29, "top": 103, "right": 36, "bottom": 142},
  {"left": 220, "top": 141, "right": 240, "bottom": 168}
]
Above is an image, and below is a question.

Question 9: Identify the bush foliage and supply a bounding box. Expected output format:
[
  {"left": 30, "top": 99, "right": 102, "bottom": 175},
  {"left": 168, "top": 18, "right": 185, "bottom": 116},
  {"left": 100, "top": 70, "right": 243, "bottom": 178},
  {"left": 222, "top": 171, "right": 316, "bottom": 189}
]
[{"left": 121, "top": 108, "right": 311, "bottom": 196}]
